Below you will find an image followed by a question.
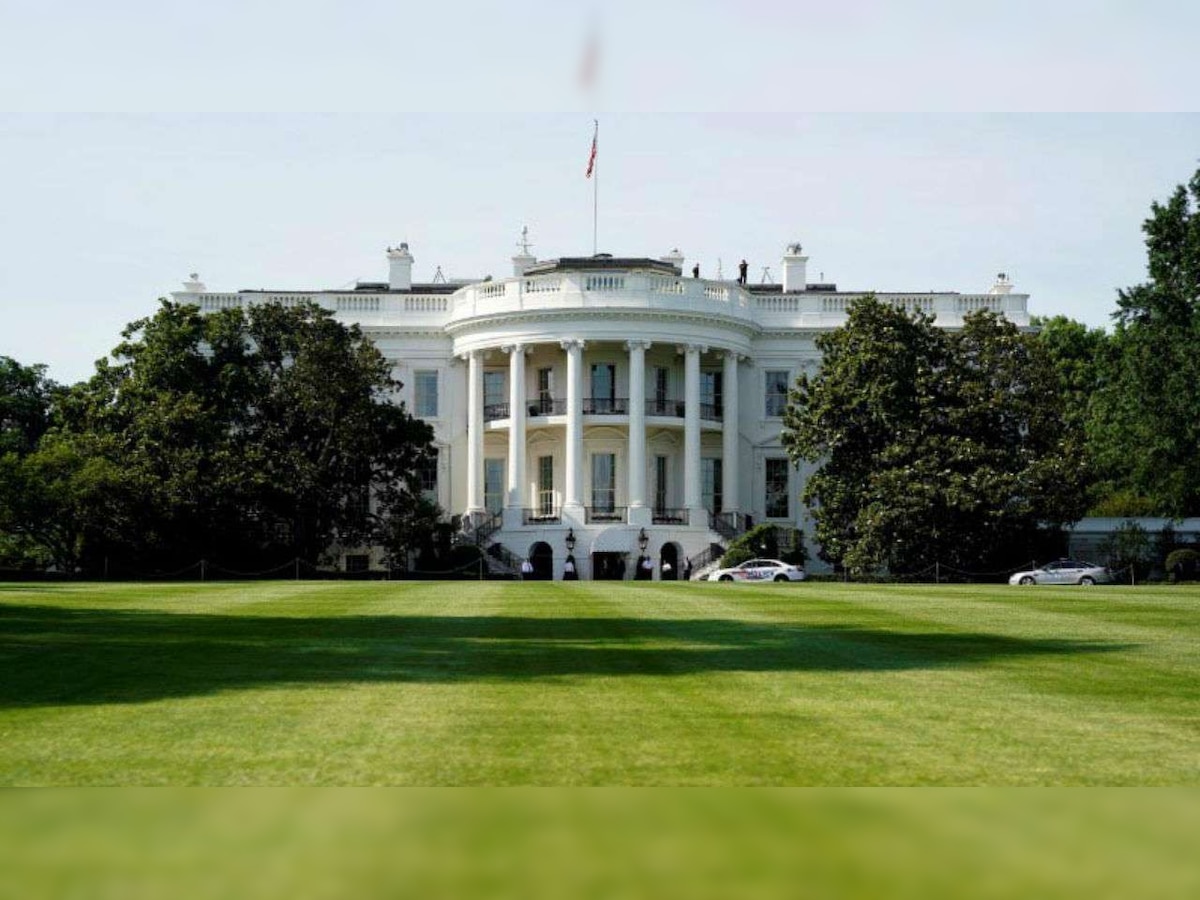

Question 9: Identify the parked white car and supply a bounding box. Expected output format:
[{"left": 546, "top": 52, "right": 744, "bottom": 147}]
[
  {"left": 708, "top": 559, "right": 806, "bottom": 583},
  {"left": 1008, "top": 559, "right": 1113, "bottom": 586}
]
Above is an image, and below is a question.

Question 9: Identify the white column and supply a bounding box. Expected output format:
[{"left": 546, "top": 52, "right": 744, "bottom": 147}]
[
  {"left": 563, "top": 339, "right": 585, "bottom": 510},
  {"left": 466, "top": 350, "right": 484, "bottom": 513},
  {"left": 683, "top": 344, "right": 704, "bottom": 520},
  {"left": 627, "top": 340, "right": 650, "bottom": 525},
  {"left": 505, "top": 344, "right": 526, "bottom": 510},
  {"left": 722, "top": 350, "right": 740, "bottom": 514}
]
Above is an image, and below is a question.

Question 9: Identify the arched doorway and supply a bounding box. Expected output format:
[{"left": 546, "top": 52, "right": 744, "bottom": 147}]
[
  {"left": 528, "top": 542, "right": 554, "bottom": 580},
  {"left": 659, "top": 543, "right": 680, "bottom": 580}
]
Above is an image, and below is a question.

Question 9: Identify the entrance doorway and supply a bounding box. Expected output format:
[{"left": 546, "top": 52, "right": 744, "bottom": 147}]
[
  {"left": 528, "top": 542, "right": 554, "bottom": 580},
  {"left": 660, "top": 543, "right": 679, "bottom": 580},
  {"left": 592, "top": 552, "right": 627, "bottom": 581}
]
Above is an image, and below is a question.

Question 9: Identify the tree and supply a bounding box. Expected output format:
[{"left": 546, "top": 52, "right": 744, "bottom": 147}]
[
  {"left": 782, "top": 296, "right": 946, "bottom": 570},
  {"left": 0, "top": 356, "right": 57, "bottom": 457},
  {"left": 783, "top": 297, "right": 1086, "bottom": 575},
  {"left": 53, "top": 299, "right": 435, "bottom": 572},
  {"left": 1089, "top": 167, "right": 1200, "bottom": 516}
]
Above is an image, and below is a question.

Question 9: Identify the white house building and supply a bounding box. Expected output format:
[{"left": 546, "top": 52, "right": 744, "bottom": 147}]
[{"left": 173, "top": 240, "right": 1030, "bottom": 579}]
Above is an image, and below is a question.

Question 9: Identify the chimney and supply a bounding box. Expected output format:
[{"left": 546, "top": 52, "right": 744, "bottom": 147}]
[
  {"left": 989, "top": 272, "right": 1013, "bottom": 295},
  {"left": 660, "top": 248, "right": 685, "bottom": 275},
  {"left": 782, "top": 242, "right": 808, "bottom": 293},
  {"left": 387, "top": 243, "right": 413, "bottom": 291},
  {"left": 181, "top": 272, "right": 206, "bottom": 293}
]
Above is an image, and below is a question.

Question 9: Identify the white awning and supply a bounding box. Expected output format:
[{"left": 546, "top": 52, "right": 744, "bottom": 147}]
[{"left": 589, "top": 526, "right": 638, "bottom": 554}]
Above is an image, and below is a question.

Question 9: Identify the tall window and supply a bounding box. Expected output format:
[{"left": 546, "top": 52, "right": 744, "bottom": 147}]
[
  {"left": 483, "top": 371, "right": 506, "bottom": 409},
  {"left": 414, "top": 370, "right": 439, "bottom": 418},
  {"left": 484, "top": 458, "right": 504, "bottom": 513},
  {"left": 702, "top": 458, "right": 723, "bottom": 514},
  {"left": 654, "top": 367, "right": 669, "bottom": 403},
  {"left": 591, "top": 363, "right": 615, "bottom": 396},
  {"left": 654, "top": 455, "right": 668, "bottom": 512},
  {"left": 417, "top": 449, "right": 438, "bottom": 500},
  {"left": 701, "top": 370, "right": 723, "bottom": 418},
  {"left": 591, "top": 453, "right": 616, "bottom": 512},
  {"left": 537, "top": 368, "right": 553, "bottom": 403},
  {"left": 765, "top": 458, "right": 790, "bottom": 518},
  {"left": 764, "top": 370, "right": 789, "bottom": 418},
  {"left": 653, "top": 367, "right": 670, "bottom": 413},
  {"left": 538, "top": 456, "right": 555, "bottom": 514}
]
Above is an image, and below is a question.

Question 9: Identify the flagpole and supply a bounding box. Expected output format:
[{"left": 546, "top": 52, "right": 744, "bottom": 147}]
[{"left": 592, "top": 119, "right": 599, "bottom": 256}]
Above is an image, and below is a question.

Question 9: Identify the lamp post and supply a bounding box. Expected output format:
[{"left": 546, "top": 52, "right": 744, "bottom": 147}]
[
  {"left": 637, "top": 528, "right": 649, "bottom": 552},
  {"left": 565, "top": 528, "right": 576, "bottom": 553}
]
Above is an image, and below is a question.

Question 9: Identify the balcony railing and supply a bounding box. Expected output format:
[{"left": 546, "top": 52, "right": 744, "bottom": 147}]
[
  {"left": 483, "top": 402, "right": 509, "bottom": 422},
  {"left": 583, "top": 397, "right": 628, "bottom": 415},
  {"left": 700, "top": 402, "right": 723, "bottom": 421},
  {"left": 585, "top": 505, "right": 627, "bottom": 524},
  {"left": 645, "top": 398, "right": 685, "bottom": 418},
  {"left": 652, "top": 507, "right": 687, "bottom": 524},
  {"left": 709, "top": 511, "right": 751, "bottom": 539},
  {"left": 527, "top": 398, "right": 566, "bottom": 416},
  {"left": 523, "top": 507, "right": 561, "bottom": 525}
]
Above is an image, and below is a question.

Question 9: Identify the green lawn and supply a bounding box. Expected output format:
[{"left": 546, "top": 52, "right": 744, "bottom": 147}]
[{"left": 1, "top": 580, "right": 1198, "bottom": 785}]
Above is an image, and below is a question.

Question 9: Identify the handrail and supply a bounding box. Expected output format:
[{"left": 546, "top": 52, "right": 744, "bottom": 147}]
[
  {"left": 646, "top": 398, "right": 685, "bottom": 417},
  {"left": 585, "top": 506, "right": 627, "bottom": 524},
  {"left": 583, "top": 397, "right": 628, "bottom": 415},
  {"left": 522, "top": 507, "right": 562, "bottom": 525}
]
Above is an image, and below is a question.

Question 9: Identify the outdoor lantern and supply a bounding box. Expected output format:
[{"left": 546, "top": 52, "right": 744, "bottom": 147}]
[
  {"left": 565, "top": 528, "right": 576, "bottom": 552},
  {"left": 637, "top": 528, "right": 649, "bottom": 551}
]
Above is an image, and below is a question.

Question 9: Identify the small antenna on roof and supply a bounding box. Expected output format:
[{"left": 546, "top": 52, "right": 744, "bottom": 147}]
[
  {"left": 760, "top": 266, "right": 773, "bottom": 284},
  {"left": 432, "top": 266, "right": 447, "bottom": 284}
]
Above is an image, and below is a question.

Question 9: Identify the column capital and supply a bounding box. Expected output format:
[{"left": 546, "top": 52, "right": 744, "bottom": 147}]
[
  {"left": 559, "top": 339, "right": 586, "bottom": 351},
  {"left": 624, "top": 340, "right": 651, "bottom": 352},
  {"left": 455, "top": 349, "right": 482, "bottom": 363},
  {"left": 500, "top": 343, "right": 529, "bottom": 355},
  {"left": 675, "top": 343, "right": 708, "bottom": 355}
]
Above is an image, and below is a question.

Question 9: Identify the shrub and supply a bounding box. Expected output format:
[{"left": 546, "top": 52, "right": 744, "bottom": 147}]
[
  {"left": 720, "top": 524, "right": 807, "bottom": 568},
  {"left": 1165, "top": 548, "right": 1200, "bottom": 583}
]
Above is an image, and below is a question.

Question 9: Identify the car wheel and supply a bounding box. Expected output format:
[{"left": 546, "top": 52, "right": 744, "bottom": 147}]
[
  {"left": 774, "top": 574, "right": 789, "bottom": 582},
  {"left": 1019, "top": 576, "right": 1035, "bottom": 586},
  {"left": 719, "top": 575, "right": 733, "bottom": 582},
  {"left": 1079, "top": 576, "right": 1095, "bottom": 586}
]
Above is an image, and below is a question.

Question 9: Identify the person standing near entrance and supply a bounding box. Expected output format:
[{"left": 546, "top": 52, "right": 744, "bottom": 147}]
[
  {"left": 563, "top": 554, "right": 578, "bottom": 580},
  {"left": 520, "top": 558, "right": 533, "bottom": 580}
]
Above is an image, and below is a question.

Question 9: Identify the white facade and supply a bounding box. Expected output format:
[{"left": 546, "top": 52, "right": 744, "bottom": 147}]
[{"left": 173, "top": 245, "right": 1030, "bottom": 579}]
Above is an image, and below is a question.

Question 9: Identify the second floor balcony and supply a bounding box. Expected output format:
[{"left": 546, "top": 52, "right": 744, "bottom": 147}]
[{"left": 484, "top": 397, "right": 726, "bottom": 423}]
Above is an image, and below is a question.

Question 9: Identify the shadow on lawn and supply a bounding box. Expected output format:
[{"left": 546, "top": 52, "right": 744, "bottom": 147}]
[{"left": 0, "top": 604, "right": 1133, "bottom": 709}]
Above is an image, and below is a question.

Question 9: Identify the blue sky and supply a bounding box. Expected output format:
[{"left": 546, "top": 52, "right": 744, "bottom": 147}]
[{"left": 1, "top": 4, "right": 1197, "bottom": 383}]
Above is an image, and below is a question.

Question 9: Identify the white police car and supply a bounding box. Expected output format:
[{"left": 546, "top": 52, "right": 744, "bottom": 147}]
[{"left": 708, "top": 559, "right": 806, "bottom": 583}]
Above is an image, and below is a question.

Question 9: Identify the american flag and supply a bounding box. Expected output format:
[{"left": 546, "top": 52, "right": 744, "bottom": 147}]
[{"left": 586, "top": 121, "right": 597, "bottom": 178}]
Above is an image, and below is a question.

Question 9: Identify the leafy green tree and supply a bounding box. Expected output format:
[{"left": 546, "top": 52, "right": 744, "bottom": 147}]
[
  {"left": 0, "top": 356, "right": 57, "bottom": 456},
  {"left": 1089, "top": 167, "right": 1200, "bottom": 516},
  {"left": 782, "top": 296, "right": 946, "bottom": 569},
  {"left": 784, "top": 297, "right": 1085, "bottom": 575},
  {"left": 55, "top": 299, "right": 434, "bottom": 571}
]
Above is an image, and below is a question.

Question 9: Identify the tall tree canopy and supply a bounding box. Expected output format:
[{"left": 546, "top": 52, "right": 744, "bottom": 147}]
[
  {"left": 783, "top": 297, "right": 1086, "bottom": 575},
  {"left": 0, "top": 356, "right": 57, "bottom": 456},
  {"left": 8, "top": 300, "right": 434, "bottom": 573},
  {"left": 1088, "top": 167, "right": 1200, "bottom": 516}
]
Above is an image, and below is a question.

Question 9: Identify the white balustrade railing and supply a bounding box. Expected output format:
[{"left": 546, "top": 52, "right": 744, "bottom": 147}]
[
  {"left": 197, "top": 294, "right": 242, "bottom": 311},
  {"left": 405, "top": 295, "right": 448, "bottom": 312},
  {"left": 585, "top": 274, "right": 625, "bottom": 291},
  {"left": 188, "top": 276, "right": 1028, "bottom": 331}
]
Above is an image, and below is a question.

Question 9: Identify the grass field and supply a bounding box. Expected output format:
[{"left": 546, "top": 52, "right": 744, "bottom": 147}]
[{"left": 1, "top": 580, "right": 1198, "bottom": 786}]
